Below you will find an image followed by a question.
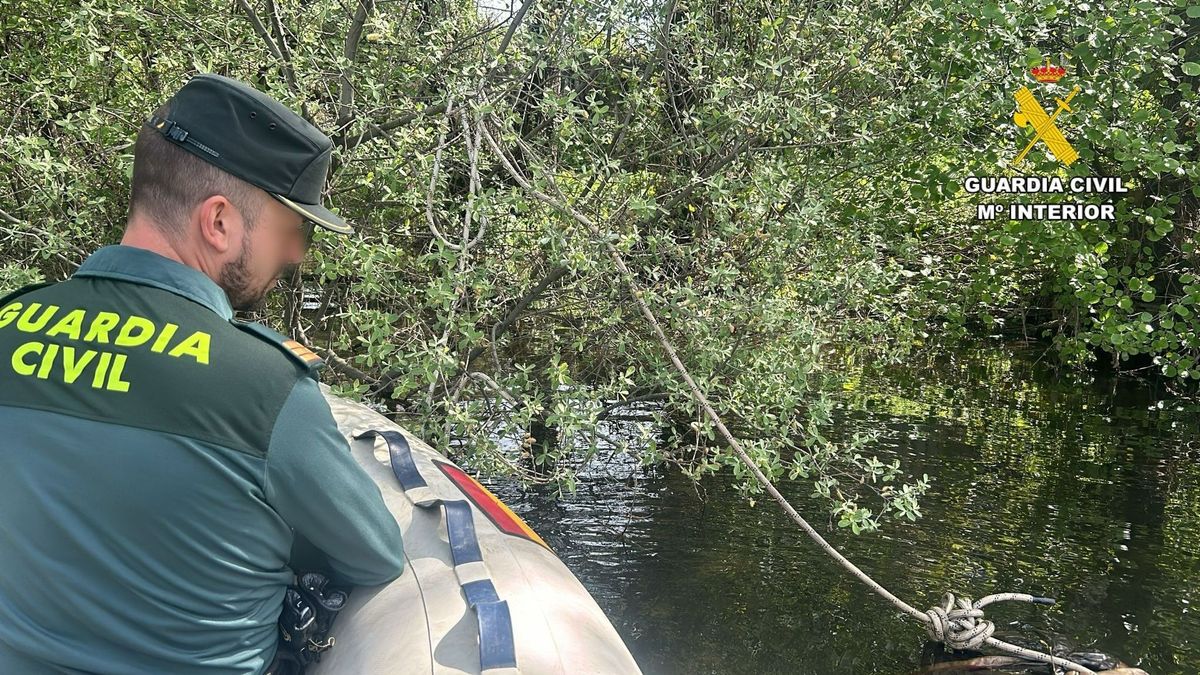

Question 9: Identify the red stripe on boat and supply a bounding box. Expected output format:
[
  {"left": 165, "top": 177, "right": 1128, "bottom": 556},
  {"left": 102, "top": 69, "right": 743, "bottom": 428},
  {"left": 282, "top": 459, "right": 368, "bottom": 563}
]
[{"left": 434, "top": 460, "right": 550, "bottom": 550}]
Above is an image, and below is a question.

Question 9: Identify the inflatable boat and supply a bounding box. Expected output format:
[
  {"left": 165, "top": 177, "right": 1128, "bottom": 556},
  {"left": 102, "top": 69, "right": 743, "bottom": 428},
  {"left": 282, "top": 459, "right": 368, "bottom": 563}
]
[{"left": 310, "top": 385, "right": 643, "bottom": 675}]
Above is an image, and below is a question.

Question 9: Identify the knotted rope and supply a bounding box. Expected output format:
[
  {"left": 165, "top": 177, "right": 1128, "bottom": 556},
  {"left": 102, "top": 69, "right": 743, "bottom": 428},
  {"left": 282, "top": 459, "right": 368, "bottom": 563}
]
[
  {"left": 923, "top": 592, "right": 1061, "bottom": 649},
  {"left": 476, "top": 105, "right": 1099, "bottom": 675},
  {"left": 925, "top": 592, "right": 999, "bottom": 651}
]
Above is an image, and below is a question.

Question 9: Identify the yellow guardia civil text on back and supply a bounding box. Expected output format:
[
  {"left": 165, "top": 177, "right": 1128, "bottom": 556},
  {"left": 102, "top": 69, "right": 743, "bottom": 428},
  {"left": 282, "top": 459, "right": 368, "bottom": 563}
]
[{"left": 0, "top": 301, "right": 212, "bottom": 393}]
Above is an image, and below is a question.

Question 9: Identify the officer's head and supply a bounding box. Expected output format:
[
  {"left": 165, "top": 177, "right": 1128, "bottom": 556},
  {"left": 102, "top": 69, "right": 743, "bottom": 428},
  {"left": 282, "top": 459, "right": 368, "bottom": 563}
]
[{"left": 124, "top": 74, "right": 352, "bottom": 312}]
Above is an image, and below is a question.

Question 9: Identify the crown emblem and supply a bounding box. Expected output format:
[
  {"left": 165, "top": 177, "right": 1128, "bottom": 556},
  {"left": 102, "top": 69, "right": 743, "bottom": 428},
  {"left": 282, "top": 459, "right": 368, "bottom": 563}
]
[{"left": 1030, "top": 57, "right": 1067, "bottom": 83}]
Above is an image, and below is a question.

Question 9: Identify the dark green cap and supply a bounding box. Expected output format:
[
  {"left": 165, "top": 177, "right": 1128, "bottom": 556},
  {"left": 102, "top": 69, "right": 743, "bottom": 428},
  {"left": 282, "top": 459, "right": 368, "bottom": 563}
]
[{"left": 145, "top": 73, "right": 353, "bottom": 234}]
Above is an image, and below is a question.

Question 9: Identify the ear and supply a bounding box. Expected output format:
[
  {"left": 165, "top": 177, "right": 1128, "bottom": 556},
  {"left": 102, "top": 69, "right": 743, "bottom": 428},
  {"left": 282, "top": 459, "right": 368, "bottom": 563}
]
[{"left": 196, "top": 194, "right": 239, "bottom": 255}]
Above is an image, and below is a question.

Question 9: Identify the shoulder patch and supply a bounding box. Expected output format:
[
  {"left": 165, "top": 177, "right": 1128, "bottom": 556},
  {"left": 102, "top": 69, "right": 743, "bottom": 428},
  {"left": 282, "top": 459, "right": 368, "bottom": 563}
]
[
  {"left": 281, "top": 339, "right": 324, "bottom": 367},
  {"left": 230, "top": 319, "right": 326, "bottom": 377},
  {"left": 0, "top": 280, "right": 59, "bottom": 307}
]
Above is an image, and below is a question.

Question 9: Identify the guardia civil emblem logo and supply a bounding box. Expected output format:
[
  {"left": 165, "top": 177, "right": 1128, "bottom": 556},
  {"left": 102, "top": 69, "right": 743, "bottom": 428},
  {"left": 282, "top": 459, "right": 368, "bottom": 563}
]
[{"left": 1011, "top": 57, "right": 1082, "bottom": 167}]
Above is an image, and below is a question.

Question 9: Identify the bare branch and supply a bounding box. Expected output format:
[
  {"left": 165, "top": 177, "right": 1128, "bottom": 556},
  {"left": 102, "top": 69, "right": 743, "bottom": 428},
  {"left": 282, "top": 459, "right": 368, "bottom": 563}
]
[
  {"left": 337, "top": 0, "right": 377, "bottom": 127},
  {"left": 266, "top": 0, "right": 293, "bottom": 62},
  {"left": 493, "top": 0, "right": 536, "bottom": 60},
  {"left": 0, "top": 206, "right": 22, "bottom": 225},
  {"left": 296, "top": 324, "right": 378, "bottom": 386},
  {"left": 426, "top": 94, "right": 463, "bottom": 250},
  {"left": 336, "top": 100, "right": 449, "bottom": 151},
  {"left": 235, "top": 0, "right": 299, "bottom": 92}
]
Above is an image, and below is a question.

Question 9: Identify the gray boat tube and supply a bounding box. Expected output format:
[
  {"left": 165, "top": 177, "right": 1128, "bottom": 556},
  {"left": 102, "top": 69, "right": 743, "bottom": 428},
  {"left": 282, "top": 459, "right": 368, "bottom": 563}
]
[{"left": 309, "top": 385, "right": 643, "bottom": 675}]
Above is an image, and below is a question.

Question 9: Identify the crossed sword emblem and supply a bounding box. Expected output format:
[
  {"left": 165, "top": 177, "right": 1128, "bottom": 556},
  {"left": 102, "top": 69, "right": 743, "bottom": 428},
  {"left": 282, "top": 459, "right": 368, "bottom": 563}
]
[{"left": 1011, "top": 84, "right": 1082, "bottom": 166}]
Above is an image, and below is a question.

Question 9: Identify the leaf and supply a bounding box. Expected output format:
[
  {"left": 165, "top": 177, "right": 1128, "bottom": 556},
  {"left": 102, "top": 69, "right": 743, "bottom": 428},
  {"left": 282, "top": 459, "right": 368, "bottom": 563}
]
[{"left": 1184, "top": 63, "right": 1200, "bottom": 77}]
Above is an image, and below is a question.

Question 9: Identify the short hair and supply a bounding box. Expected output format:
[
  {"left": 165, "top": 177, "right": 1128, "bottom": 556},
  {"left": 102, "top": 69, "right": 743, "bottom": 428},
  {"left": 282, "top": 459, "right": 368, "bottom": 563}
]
[{"left": 128, "top": 100, "right": 266, "bottom": 239}]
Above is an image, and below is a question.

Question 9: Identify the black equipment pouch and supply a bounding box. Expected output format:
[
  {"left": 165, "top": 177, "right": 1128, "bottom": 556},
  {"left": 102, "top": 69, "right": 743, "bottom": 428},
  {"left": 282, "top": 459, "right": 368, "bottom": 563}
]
[{"left": 265, "top": 572, "right": 351, "bottom": 675}]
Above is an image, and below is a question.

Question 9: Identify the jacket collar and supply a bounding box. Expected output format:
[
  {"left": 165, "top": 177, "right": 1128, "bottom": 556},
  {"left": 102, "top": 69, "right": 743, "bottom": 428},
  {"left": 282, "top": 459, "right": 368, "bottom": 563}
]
[{"left": 73, "top": 245, "right": 234, "bottom": 320}]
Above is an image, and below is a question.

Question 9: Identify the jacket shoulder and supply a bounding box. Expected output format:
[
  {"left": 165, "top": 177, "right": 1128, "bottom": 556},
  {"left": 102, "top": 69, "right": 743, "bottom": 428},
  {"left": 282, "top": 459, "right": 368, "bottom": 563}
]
[
  {"left": 0, "top": 280, "right": 59, "bottom": 307},
  {"left": 230, "top": 319, "right": 326, "bottom": 381}
]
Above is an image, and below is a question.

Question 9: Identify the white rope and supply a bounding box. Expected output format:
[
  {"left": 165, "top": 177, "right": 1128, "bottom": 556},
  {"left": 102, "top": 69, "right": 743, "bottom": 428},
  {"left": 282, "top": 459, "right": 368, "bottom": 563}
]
[{"left": 474, "top": 99, "right": 1098, "bottom": 675}]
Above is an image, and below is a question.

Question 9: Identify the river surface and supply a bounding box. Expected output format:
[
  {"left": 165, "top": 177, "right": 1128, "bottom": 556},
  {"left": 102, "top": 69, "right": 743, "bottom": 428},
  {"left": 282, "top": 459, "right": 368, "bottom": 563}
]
[{"left": 476, "top": 345, "right": 1200, "bottom": 674}]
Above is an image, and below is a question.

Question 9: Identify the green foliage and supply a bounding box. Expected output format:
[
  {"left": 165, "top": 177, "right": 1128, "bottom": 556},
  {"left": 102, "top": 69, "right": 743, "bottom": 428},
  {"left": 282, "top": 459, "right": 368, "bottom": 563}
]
[
  {"left": 2, "top": 0, "right": 1194, "bottom": 532},
  {"left": 851, "top": 0, "right": 1199, "bottom": 379}
]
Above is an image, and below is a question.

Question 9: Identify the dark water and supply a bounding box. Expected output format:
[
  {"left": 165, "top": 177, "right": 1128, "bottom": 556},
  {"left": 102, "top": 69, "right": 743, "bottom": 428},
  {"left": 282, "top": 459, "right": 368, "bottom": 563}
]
[{"left": 478, "top": 345, "right": 1200, "bottom": 674}]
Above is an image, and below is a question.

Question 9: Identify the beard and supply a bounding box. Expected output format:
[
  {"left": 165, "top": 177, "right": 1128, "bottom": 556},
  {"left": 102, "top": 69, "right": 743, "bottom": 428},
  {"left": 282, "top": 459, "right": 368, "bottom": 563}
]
[{"left": 218, "top": 236, "right": 275, "bottom": 312}]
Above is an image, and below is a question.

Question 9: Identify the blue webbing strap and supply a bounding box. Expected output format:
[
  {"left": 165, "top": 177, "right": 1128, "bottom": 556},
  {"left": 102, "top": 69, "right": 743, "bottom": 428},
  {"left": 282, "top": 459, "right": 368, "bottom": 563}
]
[
  {"left": 443, "top": 500, "right": 484, "bottom": 566},
  {"left": 356, "top": 429, "right": 427, "bottom": 490},
  {"left": 477, "top": 600, "right": 517, "bottom": 669},
  {"left": 353, "top": 429, "right": 518, "bottom": 671}
]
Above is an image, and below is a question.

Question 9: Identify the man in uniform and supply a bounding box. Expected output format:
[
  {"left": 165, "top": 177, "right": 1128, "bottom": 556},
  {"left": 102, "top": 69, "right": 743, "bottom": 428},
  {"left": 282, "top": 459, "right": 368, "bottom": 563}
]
[{"left": 0, "top": 73, "right": 405, "bottom": 674}]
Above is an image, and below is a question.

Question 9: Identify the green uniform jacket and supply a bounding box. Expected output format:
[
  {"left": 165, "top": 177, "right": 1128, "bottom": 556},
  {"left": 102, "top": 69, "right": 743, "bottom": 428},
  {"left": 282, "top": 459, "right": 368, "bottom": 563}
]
[{"left": 0, "top": 245, "right": 405, "bottom": 674}]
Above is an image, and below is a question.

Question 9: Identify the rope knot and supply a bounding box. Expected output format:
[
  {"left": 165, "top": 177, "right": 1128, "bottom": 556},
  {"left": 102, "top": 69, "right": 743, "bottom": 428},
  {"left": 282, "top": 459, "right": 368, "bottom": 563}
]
[{"left": 924, "top": 593, "right": 994, "bottom": 651}]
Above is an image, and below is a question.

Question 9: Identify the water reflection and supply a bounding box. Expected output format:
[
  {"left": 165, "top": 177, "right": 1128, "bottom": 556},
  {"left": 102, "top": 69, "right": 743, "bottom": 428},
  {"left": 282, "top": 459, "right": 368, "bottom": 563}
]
[{"left": 476, "top": 345, "right": 1200, "bottom": 674}]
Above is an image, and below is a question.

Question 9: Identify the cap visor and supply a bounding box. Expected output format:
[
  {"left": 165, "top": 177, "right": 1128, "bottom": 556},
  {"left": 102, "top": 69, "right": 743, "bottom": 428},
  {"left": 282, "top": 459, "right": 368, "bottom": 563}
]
[{"left": 271, "top": 194, "right": 354, "bottom": 234}]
